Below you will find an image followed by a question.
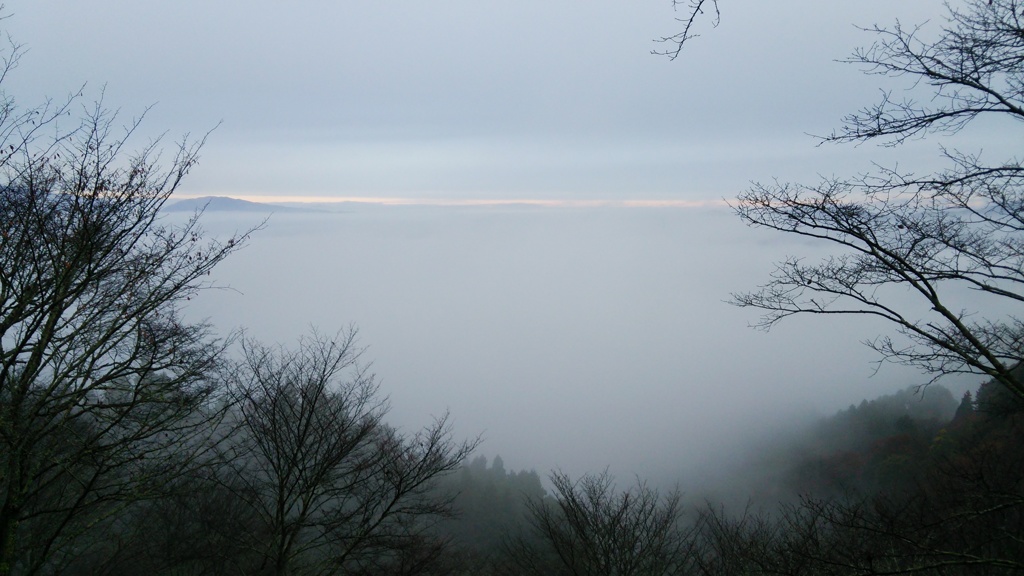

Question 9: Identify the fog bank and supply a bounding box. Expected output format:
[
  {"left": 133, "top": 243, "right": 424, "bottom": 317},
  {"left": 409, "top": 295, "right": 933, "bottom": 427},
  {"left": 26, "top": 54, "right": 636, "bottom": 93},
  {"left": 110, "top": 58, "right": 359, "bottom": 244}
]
[{"left": 182, "top": 204, "right": 968, "bottom": 482}]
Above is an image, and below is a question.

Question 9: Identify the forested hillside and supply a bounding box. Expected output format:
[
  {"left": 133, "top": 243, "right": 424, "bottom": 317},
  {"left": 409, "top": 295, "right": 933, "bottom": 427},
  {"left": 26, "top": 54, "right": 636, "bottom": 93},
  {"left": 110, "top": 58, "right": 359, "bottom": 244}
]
[
  {"left": 775, "top": 384, "right": 958, "bottom": 498},
  {"left": 426, "top": 379, "right": 1023, "bottom": 575}
]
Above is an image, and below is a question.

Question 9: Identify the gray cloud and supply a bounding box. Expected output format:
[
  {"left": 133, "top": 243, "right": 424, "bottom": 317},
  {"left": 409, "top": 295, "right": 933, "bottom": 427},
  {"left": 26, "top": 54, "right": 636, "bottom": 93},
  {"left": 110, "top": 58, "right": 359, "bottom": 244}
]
[{"left": 7, "top": 0, "right": 956, "bottom": 201}]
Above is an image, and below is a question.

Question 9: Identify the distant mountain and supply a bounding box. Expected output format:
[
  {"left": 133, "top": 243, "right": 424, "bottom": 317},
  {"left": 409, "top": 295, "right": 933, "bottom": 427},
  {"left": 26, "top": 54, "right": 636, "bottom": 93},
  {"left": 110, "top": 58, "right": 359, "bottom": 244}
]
[{"left": 164, "top": 196, "right": 320, "bottom": 213}]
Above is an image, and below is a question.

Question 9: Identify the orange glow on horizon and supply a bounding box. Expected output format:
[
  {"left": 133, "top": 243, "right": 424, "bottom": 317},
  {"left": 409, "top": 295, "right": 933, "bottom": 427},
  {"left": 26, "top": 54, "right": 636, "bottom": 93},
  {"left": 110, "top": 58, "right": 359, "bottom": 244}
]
[{"left": 172, "top": 194, "right": 728, "bottom": 209}]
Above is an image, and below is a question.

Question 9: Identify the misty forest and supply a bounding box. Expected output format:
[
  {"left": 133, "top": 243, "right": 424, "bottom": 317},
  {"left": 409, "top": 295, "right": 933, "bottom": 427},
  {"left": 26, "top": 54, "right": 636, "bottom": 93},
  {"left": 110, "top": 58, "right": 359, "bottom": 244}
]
[{"left": 2, "top": 0, "right": 1024, "bottom": 574}]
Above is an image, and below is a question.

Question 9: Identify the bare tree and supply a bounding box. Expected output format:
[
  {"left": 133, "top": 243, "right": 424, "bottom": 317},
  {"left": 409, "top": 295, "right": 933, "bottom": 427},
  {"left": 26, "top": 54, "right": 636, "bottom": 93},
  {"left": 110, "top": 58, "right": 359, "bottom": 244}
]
[
  {"left": 221, "top": 328, "right": 477, "bottom": 576},
  {"left": 694, "top": 465, "right": 1024, "bottom": 576},
  {"left": 728, "top": 0, "right": 1024, "bottom": 402},
  {"left": 0, "top": 32, "right": 252, "bottom": 575},
  {"left": 653, "top": 0, "right": 721, "bottom": 60},
  {"left": 505, "top": 470, "right": 694, "bottom": 576}
]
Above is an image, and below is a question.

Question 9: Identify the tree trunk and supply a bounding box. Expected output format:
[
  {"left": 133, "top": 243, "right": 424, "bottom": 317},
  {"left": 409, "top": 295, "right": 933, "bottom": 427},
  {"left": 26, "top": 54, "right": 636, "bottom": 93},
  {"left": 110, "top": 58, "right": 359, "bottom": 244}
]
[{"left": 0, "top": 502, "right": 21, "bottom": 576}]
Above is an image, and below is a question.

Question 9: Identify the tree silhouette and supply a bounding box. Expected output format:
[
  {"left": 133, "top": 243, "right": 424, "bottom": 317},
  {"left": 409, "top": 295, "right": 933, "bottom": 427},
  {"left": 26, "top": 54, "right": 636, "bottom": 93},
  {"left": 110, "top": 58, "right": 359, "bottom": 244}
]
[
  {"left": 0, "top": 71, "right": 250, "bottom": 576},
  {"left": 220, "top": 328, "right": 477, "bottom": 575},
  {"left": 730, "top": 0, "right": 1024, "bottom": 403}
]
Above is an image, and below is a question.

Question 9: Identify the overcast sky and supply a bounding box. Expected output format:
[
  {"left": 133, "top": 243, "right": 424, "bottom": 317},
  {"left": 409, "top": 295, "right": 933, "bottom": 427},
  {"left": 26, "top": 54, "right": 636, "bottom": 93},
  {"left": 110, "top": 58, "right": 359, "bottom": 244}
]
[
  {"left": 6, "top": 2, "right": 1002, "bottom": 480},
  {"left": 5, "top": 1, "right": 953, "bottom": 203}
]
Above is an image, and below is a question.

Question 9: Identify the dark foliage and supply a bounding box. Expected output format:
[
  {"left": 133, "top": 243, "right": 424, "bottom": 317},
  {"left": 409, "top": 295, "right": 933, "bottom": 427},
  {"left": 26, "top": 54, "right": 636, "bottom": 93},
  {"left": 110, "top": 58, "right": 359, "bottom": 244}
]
[
  {"left": 693, "top": 376, "right": 1024, "bottom": 575},
  {"left": 436, "top": 456, "right": 545, "bottom": 557},
  {"left": 0, "top": 74, "right": 251, "bottom": 576}
]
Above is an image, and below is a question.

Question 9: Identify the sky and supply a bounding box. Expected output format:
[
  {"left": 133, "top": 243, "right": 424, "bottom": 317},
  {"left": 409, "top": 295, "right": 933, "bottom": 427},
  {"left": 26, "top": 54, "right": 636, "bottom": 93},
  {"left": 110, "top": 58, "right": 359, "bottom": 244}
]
[
  {"left": 4, "top": 2, "right": 1004, "bottom": 480},
  {"left": 4, "top": 0, "right": 956, "bottom": 204}
]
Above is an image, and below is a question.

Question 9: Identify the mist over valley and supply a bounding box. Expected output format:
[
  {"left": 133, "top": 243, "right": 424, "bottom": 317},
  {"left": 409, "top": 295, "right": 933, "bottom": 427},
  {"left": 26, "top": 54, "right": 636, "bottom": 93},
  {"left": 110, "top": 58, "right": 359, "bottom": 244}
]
[
  {"left": 178, "top": 200, "right": 963, "bottom": 485},
  {"left": 4, "top": 0, "right": 1021, "bottom": 572}
]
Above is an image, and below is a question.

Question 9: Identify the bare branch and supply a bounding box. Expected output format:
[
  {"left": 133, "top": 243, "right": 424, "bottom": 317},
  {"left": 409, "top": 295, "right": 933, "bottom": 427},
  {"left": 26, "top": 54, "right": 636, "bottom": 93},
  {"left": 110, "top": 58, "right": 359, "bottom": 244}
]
[{"left": 653, "top": 0, "right": 721, "bottom": 60}]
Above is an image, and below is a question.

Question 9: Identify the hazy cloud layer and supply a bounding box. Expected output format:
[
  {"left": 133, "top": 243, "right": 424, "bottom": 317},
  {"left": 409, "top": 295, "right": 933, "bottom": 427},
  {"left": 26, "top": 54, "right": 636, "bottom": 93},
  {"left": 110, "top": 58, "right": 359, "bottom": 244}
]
[
  {"left": 6, "top": 1, "right": 962, "bottom": 201},
  {"left": 182, "top": 206, "right": 976, "bottom": 480}
]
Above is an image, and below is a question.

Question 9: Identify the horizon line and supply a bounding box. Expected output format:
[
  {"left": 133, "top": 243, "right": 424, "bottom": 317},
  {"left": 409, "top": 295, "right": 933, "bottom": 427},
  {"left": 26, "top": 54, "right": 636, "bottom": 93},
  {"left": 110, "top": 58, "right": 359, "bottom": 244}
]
[{"left": 172, "top": 194, "right": 729, "bottom": 209}]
